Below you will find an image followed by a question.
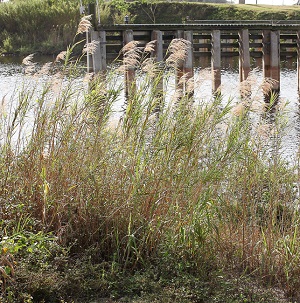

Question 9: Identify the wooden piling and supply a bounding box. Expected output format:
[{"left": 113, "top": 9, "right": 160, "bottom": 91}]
[
  {"left": 262, "top": 30, "right": 271, "bottom": 79},
  {"left": 270, "top": 30, "right": 280, "bottom": 93},
  {"left": 175, "top": 30, "right": 184, "bottom": 98},
  {"left": 211, "top": 30, "right": 221, "bottom": 94},
  {"left": 86, "top": 30, "right": 93, "bottom": 73},
  {"left": 263, "top": 30, "right": 280, "bottom": 98},
  {"left": 151, "top": 30, "right": 164, "bottom": 111},
  {"left": 91, "top": 30, "right": 107, "bottom": 73},
  {"left": 183, "top": 31, "right": 194, "bottom": 97},
  {"left": 123, "top": 30, "right": 135, "bottom": 101},
  {"left": 297, "top": 31, "right": 300, "bottom": 92},
  {"left": 86, "top": 3, "right": 96, "bottom": 73},
  {"left": 238, "top": 29, "right": 250, "bottom": 82},
  {"left": 151, "top": 30, "right": 163, "bottom": 62}
]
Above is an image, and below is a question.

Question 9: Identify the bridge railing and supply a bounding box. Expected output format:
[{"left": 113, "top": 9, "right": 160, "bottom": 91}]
[{"left": 185, "top": 19, "right": 300, "bottom": 25}]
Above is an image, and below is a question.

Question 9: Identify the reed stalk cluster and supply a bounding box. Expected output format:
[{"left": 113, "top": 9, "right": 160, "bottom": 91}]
[{"left": 0, "top": 17, "right": 300, "bottom": 302}]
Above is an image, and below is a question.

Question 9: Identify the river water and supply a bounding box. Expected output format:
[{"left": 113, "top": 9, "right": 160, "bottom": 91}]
[{"left": 0, "top": 55, "right": 299, "bottom": 162}]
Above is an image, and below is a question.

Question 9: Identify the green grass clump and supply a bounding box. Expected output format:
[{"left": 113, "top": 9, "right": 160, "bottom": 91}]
[
  {"left": 0, "top": 22, "right": 300, "bottom": 303},
  {"left": 0, "top": 0, "right": 80, "bottom": 54}
]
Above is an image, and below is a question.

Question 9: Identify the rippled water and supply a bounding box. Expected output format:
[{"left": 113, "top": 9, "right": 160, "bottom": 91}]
[{"left": 0, "top": 55, "right": 299, "bottom": 161}]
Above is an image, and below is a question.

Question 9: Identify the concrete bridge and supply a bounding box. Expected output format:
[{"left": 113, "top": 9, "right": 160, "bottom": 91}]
[{"left": 87, "top": 21, "right": 300, "bottom": 97}]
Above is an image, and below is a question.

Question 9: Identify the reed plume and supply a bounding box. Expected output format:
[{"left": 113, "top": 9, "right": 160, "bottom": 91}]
[
  {"left": 121, "top": 40, "right": 139, "bottom": 53},
  {"left": 55, "top": 51, "right": 67, "bottom": 62},
  {"left": 22, "top": 53, "right": 36, "bottom": 74},
  {"left": 166, "top": 38, "right": 191, "bottom": 68},
  {"left": 261, "top": 77, "right": 278, "bottom": 96},
  {"left": 144, "top": 40, "right": 156, "bottom": 53},
  {"left": 82, "top": 40, "right": 99, "bottom": 55},
  {"left": 35, "top": 62, "right": 53, "bottom": 76},
  {"left": 22, "top": 54, "right": 35, "bottom": 66},
  {"left": 141, "top": 58, "right": 159, "bottom": 78},
  {"left": 77, "top": 14, "right": 92, "bottom": 34},
  {"left": 118, "top": 40, "right": 142, "bottom": 72}
]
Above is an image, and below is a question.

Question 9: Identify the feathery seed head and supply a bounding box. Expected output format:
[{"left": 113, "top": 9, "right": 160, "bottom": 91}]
[
  {"left": 256, "top": 123, "right": 273, "bottom": 139},
  {"left": 166, "top": 38, "right": 191, "bottom": 68},
  {"left": 240, "top": 80, "right": 252, "bottom": 101},
  {"left": 232, "top": 102, "right": 246, "bottom": 116},
  {"left": 50, "top": 72, "right": 63, "bottom": 94},
  {"left": 118, "top": 41, "right": 142, "bottom": 71},
  {"left": 121, "top": 41, "right": 139, "bottom": 53},
  {"left": 22, "top": 54, "right": 35, "bottom": 66},
  {"left": 35, "top": 62, "right": 53, "bottom": 76},
  {"left": 144, "top": 40, "right": 156, "bottom": 53},
  {"left": 123, "top": 49, "right": 142, "bottom": 68},
  {"left": 55, "top": 51, "right": 67, "bottom": 62},
  {"left": 77, "top": 15, "right": 93, "bottom": 34},
  {"left": 261, "top": 78, "right": 278, "bottom": 95},
  {"left": 0, "top": 95, "right": 6, "bottom": 116},
  {"left": 22, "top": 54, "right": 36, "bottom": 75},
  {"left": 83, "top": 40, "right": 99, "bottom": 55},
  {"left": 83, "top": 72, "right": 95, "bottom": 83},
  {"left": 171, "top": 89, "right": 184, "bottom": 103},
  {"left": 276, "top": 98, "right": 287, "bottom": 111},
  {"left": 240, "top": 70, "right": 259, "bottom": 102},
  {"left": 141, "top": 58, "right": 159, "bottom": 78},
  {"left": 185, "top": 75, "right": 194, "bottom": 94}
]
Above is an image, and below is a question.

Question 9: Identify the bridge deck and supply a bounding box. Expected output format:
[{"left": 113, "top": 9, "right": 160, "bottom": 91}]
[
  {"left": 98, "top": 22, "right": 300, "bottom": 31},
  {"left": 89, "top": 21, "right": 300, "bottom": 95}
]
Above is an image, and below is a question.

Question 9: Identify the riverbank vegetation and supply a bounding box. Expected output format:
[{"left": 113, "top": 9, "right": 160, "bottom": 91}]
[
  {"left": 1, "top": 0, "right": 300, "bottom": 55},
  {"left": 1, "top": 15, "right": 300, "bottom": 302}
]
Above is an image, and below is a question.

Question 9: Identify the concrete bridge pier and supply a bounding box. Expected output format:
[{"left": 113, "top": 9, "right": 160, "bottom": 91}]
[
  {"left": 239, "top": 29, "right": 250, "bottom": 83},
  {"left": 123, "top": 29, "right": 136, "bottom": 101},
  {"left": 175, "top": 30, "right": 185, "bottom": 99},
  {"left": 297, "top": 31, "right": 300, "bottom": 92},
  {"left": 151, "top": 30, "right": 164, "bottom": 111},
  {"left": 90, "top": 30, "right": 106, "bottom": 74},
  {"left": 183, "top": 30, "right": 194, "bottom": 98},
  {"left": 262, "top": 30, "right": 280, "bottom": 100},
  {"left": 86, "top": 30, "right": 93, "bottom": 73},
  {"left": 239, "top": 29, "right": 251, "bottom": 100},
  {"left": 211, "top": 30, "right": 221, "bottom": 95}
]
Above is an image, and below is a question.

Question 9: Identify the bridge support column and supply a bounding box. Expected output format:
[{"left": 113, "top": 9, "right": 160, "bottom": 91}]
[
  {"left": 151, "top": 30, "right": 164, "bottom": 62},
  {"left": 183, "top": 31, "right": 194, "bottom": 98},
  {"left": 239, "top": 29, "right": 251, "bottom": 100},
  {"left": 297, "top": 31, "right": 300, "bottom": 91},
  {"left": 175, "top": 30, "right": 184, "bottom": 99},
  {"left": 263, "top": 30, "right": 271, "bottom": 79},
  {"left": 270, "top": 31, "right": 280, "bottom": 93},
  {"left": 91, "top": 30, "right": 107, "bottom": 73},
  {"left": 151, "top": 30, "right": 164, "bottom": 111},
  {"left": 123, "top": 30, "right": 136, "bottom": 101},
  {"left": 211, "top": 30, "right": 221, "bottom": 94},
  {"left": 239, "top": 29, "right": 250, "bottom": 82},
  {"left": 86, "top": 30, "right": 93, "bottom": 73},
  {"left": 263, "top": 30, "right": 280, "bottom": 99}
]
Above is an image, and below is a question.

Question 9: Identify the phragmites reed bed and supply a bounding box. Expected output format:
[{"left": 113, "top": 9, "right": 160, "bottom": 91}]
[{"left": 3, "top": 21, "right": 300, "bottom": 303}]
